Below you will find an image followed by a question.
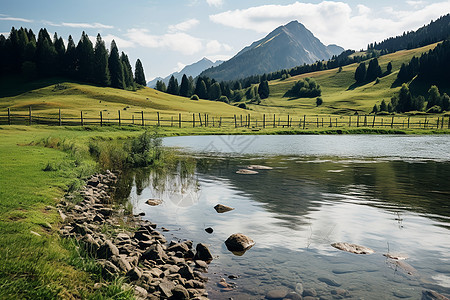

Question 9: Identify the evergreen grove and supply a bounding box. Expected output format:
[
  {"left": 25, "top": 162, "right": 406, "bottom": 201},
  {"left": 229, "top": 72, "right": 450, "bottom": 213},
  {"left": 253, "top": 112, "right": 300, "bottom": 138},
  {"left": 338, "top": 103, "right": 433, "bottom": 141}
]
[{"left": 0, "top": 27, "right": 146, "bottom": 90}]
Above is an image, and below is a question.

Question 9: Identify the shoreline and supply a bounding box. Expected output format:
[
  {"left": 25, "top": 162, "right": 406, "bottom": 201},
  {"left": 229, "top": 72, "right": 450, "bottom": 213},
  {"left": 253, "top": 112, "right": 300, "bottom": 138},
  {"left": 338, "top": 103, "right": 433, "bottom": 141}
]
[{"left": 59, "top": 170, "right": 212, "bottom": 300}]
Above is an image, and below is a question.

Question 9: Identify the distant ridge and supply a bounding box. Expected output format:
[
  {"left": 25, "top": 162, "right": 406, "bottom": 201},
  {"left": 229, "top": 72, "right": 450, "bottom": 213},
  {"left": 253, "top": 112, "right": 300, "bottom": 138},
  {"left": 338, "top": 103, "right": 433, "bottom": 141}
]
[
  {"left": 199, "top": 20, "right": 344, "bottom": 81},
  {"left": 147, "top": 57, "right": 223, "bottom": 88}
]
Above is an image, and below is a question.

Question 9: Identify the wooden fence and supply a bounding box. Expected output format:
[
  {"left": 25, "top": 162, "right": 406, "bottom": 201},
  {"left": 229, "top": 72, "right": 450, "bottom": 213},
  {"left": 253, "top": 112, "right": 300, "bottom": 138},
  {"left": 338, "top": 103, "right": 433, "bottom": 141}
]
[{"left": 0, "top": 108, "right": 449, "bottom": 130}]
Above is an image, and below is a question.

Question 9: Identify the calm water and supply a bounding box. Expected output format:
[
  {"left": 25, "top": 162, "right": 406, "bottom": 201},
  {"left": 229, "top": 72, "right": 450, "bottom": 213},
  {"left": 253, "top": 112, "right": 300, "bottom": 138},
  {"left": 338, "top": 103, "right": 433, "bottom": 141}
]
[{"left": 117, "top": 135, "right": 450, "bottom": 300}]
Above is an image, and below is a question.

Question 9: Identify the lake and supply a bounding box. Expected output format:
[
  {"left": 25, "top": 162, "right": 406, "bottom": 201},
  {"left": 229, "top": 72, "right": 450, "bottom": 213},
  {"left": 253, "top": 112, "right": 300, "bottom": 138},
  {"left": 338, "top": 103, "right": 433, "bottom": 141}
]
[{"left": 117, "top": 135, "right": 450, "bottom": 299}]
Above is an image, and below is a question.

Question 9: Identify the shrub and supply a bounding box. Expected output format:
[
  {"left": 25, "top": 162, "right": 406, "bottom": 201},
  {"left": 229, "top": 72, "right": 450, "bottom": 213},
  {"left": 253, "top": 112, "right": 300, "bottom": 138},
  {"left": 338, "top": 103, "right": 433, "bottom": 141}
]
[
  {"left": 316, "top": 97, "right": 323, "bottom": 106},
  {"left": 238, "top": 103, "right": 247, "bottom": 109},
  {"left": 127, "top": 130, "right": 163, "bottom": 167},
  {"left": 190, "top": 94, "right": 199, "bottom": 100},
  {"left": 285, "top": 78, "right": 321, "bottom": 98}
]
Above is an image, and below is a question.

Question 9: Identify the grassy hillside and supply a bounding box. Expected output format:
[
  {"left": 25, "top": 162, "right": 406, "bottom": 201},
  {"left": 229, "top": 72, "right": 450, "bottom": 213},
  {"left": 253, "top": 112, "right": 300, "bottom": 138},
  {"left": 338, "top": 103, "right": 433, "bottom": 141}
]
[{"left": 246, "top": 43, "right": 443, "bottom": 115}]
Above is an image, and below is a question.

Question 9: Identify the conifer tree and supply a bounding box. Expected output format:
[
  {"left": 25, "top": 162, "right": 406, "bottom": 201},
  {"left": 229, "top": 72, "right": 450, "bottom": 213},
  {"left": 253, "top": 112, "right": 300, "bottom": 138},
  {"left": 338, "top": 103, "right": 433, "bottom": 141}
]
[
  {"left": 179, "top": 74, "right": 191, "bottom": 97},
  {"left": 64, "top": 35, "right": 77, "bottom": 77},
  {"left": 156, "top": 80, "right": 166, "bottom": 92},
  {"left": 209, "top": 82, "right": 221, "bottom": 100},
  {"left": 121, "top": 52, "right": 135, "bottom": 89},
  {"left": 354, "top": 62, "right": 366, "bottom": 83},
  {"left": 36, "top": 28, "right": 57, "bottom": 77},
  {"left": 93, "top": 34, "right": 110, "bottom": 86},
  {"left": 258, "top": 80, "right": 269, "bottom": 99},
  {"left": 134, "top": 59, "right": 146, "bottom": 86},
  {"left": 76, "top": 31, "right": 94, "bottom": 82},
  {"left": 53, "top": 33, "right": 66, "bottom": 75},
  {"left": 387, "top": 62, "right": 393, "bottom": 74},
  {"left": 108, "top": 40, "right": 125, "bottom": 89},
  {"left": 366, "top": 58, "right": 382, "bottom": 81},
  {"left": 167, "top": 75, "right": 179, "bottom": 95},
  {"left": 195, "top": 79, "right": 208, "bottom": 99}
]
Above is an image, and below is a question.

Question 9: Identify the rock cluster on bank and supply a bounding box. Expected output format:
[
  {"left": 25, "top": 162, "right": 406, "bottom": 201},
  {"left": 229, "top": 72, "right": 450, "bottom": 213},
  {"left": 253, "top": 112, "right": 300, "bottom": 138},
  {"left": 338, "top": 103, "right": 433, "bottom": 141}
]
[{"left": 58, "top": 171, "right": 212, "bottom": 300}]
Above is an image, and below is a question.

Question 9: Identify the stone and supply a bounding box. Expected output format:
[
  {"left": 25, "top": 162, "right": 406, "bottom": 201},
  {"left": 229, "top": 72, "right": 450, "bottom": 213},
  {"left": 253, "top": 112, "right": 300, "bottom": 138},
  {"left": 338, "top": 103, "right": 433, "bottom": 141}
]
[
  {"left": 225, "top": 233, "right": 255, "bottom": 253},
  {"left": 127, "top": 267, "right": 143, "bottom": 281},
  {"left": 266, "top": 289, "right": 288, "bottom": 299},
  {"left": 168, "top": 242, "right": 190, "bottom": 253},
  {"left": 214, "top": 204, "right": 234, "bottom": 213},
  {"left": 134, "top": 285, "right": 148, "bottom": 299},
  {"left": 331, "top": 242, "right": 374, "bottom": 254},
  {"left": 393, "top": 290, "right": 412, "bottom": 298},
  {"left": 248, "top": 165, "right": 273, "bottom": 170},
  {"left": 236, "top": 169, "right": 258, "bottom": 174},
  {"left": 97, "top": 240, "right": 119, "bottom": 259},
  {"left": 285, "top": 292, "right": 302, "bottom": 300},
  {"left": 101, "top": 260, "right": 120, "bottom": 275},
  {"left": 178, "top": 264, "right": 195, "bottom": 280},
  {"left": 159, "top": 280, "right": 175, "bottom": 298},
  {"left": 171, "top": 285, "right": 190, "bottom": 300},
  {"left": 185, "top": 279, "right": 205, "bottom": 289},
  {"left": 194, "top": 243, "right": 213, "bottom": 262},
  {"left": 318, "top": 277, "right": 341, "bottom": 287},
  {"left": 383, "top": 253, "right": 409, "bottom": 260},
  {"left": 205, "top": 227, "right": 213, "bottom": 234},
  {"left": 422, "top": 290, "right": 449, "bottom": 300},
  {"left": 303, "top": 288, "right": 317, "bottom": 297},
  {"left": 142, "top": 243, "right": 168, "bottom": 262},
  {"left": 98, "top": 207, "right": 113, "bottom": 217},
  {"left": 295, "top": 282, "right": 304, "bottom": 296},
  {"left": 195, "top": 260, "right": 208, "bottom": 269},
  {"left": 146, "top": 199, "right": 163, "bottom": 206},
  {"left": 111, "top": 255, "right": 133, "bottom": 273}
]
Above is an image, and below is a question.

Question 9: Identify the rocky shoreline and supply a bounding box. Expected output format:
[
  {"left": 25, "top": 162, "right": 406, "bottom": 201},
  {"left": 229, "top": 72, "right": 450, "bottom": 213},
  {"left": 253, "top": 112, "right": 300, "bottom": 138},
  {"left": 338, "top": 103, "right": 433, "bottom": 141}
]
[{"left": 58, "top": 170, "right": 212, "bottom": 300}]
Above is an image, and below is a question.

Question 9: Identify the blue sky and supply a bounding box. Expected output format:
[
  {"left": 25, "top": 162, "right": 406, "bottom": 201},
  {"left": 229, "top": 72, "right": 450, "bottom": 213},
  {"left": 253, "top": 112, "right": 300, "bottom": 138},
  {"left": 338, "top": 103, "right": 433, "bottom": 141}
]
[{"left": 1, "top": 0, "right": 449, "bottom": 81}]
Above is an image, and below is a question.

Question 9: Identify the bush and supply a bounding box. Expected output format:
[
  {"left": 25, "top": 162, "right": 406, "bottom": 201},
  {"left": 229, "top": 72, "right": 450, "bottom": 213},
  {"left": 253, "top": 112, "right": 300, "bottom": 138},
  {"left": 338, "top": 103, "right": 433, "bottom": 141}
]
[
  {"left": 127, "top": 130, "right": 163, "bottom": 167},
  {"left": 190, "top": 94, "right": 199, "bottom": 100},
  {"left": 238, "top": 103, "right": 247, "bottom": 109},
  {"left": 285, "top": 77, "right": 321, "bottom": 98},
  {"left": 316, "top": 97, "right": 323, "bottom": 106}
]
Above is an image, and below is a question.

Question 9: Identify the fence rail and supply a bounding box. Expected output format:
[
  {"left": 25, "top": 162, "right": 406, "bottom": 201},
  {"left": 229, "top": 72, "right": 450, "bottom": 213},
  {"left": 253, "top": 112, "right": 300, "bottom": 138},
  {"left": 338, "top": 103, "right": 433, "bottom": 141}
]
[{"left": 0, "top": 108, "right": 449, "bottom": 130}]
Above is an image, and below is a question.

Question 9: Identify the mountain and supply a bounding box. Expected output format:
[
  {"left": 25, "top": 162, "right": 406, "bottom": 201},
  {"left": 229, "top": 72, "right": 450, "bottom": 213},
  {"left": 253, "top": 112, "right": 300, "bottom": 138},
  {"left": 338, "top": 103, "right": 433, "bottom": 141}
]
[
  {"left": 199, "top": 20, "right": 344, "bottom": 82},
  {"left": 147, "top": 57, "right": 223, "bottom": 88}
]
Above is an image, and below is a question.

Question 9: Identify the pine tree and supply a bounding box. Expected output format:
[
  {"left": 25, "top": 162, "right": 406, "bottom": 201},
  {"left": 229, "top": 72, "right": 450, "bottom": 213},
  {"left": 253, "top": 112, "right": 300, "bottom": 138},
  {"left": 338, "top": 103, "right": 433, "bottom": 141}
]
[
  {"left": 76, "top": 31, "right": 94, "bottom": 82},
  {"left": 93, "top": 33, "right": 110, "bottom": 86},
  {"left": 167, "top": 75, "right": 179, "bottom": 95},
  {"left": 257, "top": 80, "right": 269, "bottom": 99},
  {"left": 108, "top": 40, "right": 124, "bottom": 89},
  {"left": 195, "top": 79, "right": 208, "bottom": 99},
  {"left": 372, "top": 104, "right": 378, "bottom": 114},
  {"left": 380, "top": 99, "right": 388, "bottom": 112},
  {"left": 354, "top": 62, "right": 366, "bottom": 83},
  {"left": 53, "top": 34, "right": 66, "bottom": 75},
  {"left": 366, "top": 58, "right": 382, "bottom": 81},
  {"left": 121, "top": 52, "right": 135, "bottom": 89},
  {"left": 134, "top": 59, "right": 146, "bottom": 86},
  {"left": 179, "top": 74, "right": 191, "bottom": 97},
  {"left": 208, "top": 82, "right": 221, "bottom": 100},
  {"left": 36, "top": 28, "right": 57, "bottom": 77},
  {"left": 387, "top": 62, "right": 393, "bottom": 74},
  {"left": 155, "top": 80, "right": 166, "bottom": 92},
  {"left": 64, "top": 35, "right": 77, "bottom": 78}
]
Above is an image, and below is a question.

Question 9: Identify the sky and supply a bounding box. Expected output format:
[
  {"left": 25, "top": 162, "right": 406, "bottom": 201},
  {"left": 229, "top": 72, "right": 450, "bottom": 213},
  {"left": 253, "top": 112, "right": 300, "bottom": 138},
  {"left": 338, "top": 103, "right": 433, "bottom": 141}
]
[{"left": 1, "top": 0, "right": 449, "bottom": 81}]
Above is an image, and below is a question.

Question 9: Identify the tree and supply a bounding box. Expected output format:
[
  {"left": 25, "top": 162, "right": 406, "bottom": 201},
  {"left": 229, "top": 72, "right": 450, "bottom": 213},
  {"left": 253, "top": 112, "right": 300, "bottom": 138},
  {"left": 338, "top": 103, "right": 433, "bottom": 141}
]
[
  {"left": 179, "top": 74, "right": 191, "bottom": 97},
  {"left": 121, "top": 52, "right": 135, "bottom": 89},
  {"left": 108, "top": 40, "right": 125, "bottom": 89},
  {"left": 372, "top": 104, "right": 378, "bottom": 114},
  {"left": 380, "top": 99, "right": 388, "bottom": 112},
  {"left": 64, "top": 35, "right": 77, "bottom": 77},
  {"left": 366, "top": 58, "right": 382, "bottom": 81},
  {"left": 426, "top": 85, "right": 441, "bottom": 109},
  {"left": 155, "top": 80, "right": 166, "bottom": 92},
  {"left": 134, "top": 59, "right": 146, "bottom": 86},
  {"left": 167, "top": 75, "right": 179, "bottom": 95},
  {"left": 257, "top": 80, "right": 269, "bottom": 99},
  {"left": 442, "top": 93, "right": 450, "bottom": 111},
  {"left": 53, "top": 33, "right": 65, "bottom": 75},
  {"left": 208, "top": 82, "right": 221, "bottom": 100},
  {"left": 93, "top": 33, "right": 110, "bottom": 86},
  {"left": 316, "top": 97, "right": 323, "bottom": 106},
  {"left": 76, "top": 31, "right": 94, "bottom": 82},
  {"left": 387, "top": 62, "right": 393, "bottom": 74},
  {"left": 36, "top": 28, "right": 57, "bottom": 77},
  {"left": 195, "top": 79, "right": 208, "bottom": 99},
  {"left": 397, "top": 84, "right": 413, "bottom": 112},
  {"left": 354, "top": 62, "right": 366, "bottom": 83}
]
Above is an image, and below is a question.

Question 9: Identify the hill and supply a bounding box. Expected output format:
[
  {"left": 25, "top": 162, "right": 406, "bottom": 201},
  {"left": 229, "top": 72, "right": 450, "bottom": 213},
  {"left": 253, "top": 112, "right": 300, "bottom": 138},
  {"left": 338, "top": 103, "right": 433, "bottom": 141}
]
[
  {"left": 200, "top": 21, "right": 344, "bottom": 82},
  {"left": 147, "top": 58, "right": 223, "bottom": 88}
]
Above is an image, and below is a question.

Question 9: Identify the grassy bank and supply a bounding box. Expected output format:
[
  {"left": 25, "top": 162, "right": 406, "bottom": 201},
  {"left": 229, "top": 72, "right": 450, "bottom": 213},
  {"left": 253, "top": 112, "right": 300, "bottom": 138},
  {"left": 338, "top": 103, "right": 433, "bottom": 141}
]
[{"left": 0, "top": 124, "right": 448, "bottom": 298}]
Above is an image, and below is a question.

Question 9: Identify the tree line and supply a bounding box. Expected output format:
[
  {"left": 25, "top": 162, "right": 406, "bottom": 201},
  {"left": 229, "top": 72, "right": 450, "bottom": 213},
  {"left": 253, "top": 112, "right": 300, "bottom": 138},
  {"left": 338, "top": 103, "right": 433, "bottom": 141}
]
[
  {"left": 368, "top": 14, "right": 450, "bottom": 53},
  {"left": 0, "top": 27, "right": 146, "bottom": 89}
]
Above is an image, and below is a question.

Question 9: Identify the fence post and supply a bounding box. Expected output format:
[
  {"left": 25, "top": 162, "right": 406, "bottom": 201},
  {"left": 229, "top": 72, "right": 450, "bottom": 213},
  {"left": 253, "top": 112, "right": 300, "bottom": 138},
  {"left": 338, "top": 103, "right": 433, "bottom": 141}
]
[
  {"left": 179, "top": 113, "right": 181, "bottom": 128},
  {"left": 81, "top": 111, "right": 84, "bottom": 126},
  {"left": 157, "top": 112, "right": 160, "bottom": 126},
  {"left": 205, "top": 114, "right": 207, "bottom": 127},
  {"left": 448, "top": 116, "right": 450, "bottom": 129},
  {"left": 141, "top": 111, "right": 144, "bottom": 127},
  {"left": 372, "top": 115, "right": 375, "bottom": 128},
  {"left": 59, "top": 109, "right": 62, "bottom": 126},
  {"left": 212, "top": 117, "right": 215, "bottom": 127},
  {"left": 349, "top": 116, "right": 351, "bottom": 127},
  {"left": 193, "top": 113, "right": 195, "bottom": 128},
  {"left": 100, "top": 111, "right": 103, "bottom": 127},
  {"left": 273, "top": 114, "right": 276, "bottom": 128},
  {"left": 364, "top": 115, "right": 367, "bottom": 126},
  {"left": 198, "top": 113, "right": 202, "bottom": 126},
  {"left": 263, "top": 114, "right": 265, "bottom": 128},
  {"left": 29, "top": 107, "right": 32, "bottom": 125},
  {"left": 407, "top": 117, "right": 410, "bottom": 128},
  {"left": 240, "top": 115, "right": 243, "bottom": 127},
  {"left": 391, "top": 116, "right": 394, "bottom": 128},
  {"left": 219, "top": 117, "right": 222, "bottom": 128},
  {"left": 8, "top": 108, "right": 11, "bottom": 125},
  {"left": 329, "top": 117, "right": 332, "bottom": 127},
  {"left": 303, "top": 115, "right": 306, "bottom": 129},
  {"left": 234, "top": 115, "right": 237, "bottom": 128},
  {"left": 287, "top": 115, "right": 290, "bottom": 127},
  {"left": 132, "top": 115, "right": 134, "bottom": 125},
  {"left": 118, "top": 110, "right": 121, "bottom": 126},
  {"left": 171, "top": 116, "right": 173, "bottom": 127},
  {"left": 248, "top": 114, "right": 250, "bottom": 128},
  {"left": 437, "top": 118, "right": 439, "bottom": 129},
  {"left": 317, "top": 117, "right": 319, "bottom": 127},
  {"left": 356, "top": 115, "right": 359, "bottom": 127}
]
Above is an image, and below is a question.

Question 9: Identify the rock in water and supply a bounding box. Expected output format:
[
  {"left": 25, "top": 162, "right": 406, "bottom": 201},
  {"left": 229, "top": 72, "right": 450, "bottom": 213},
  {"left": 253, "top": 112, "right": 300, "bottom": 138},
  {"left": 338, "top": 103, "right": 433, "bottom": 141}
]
[
  {"left": 214, "top": 204, "right": 234, "bottom": 213},
  {"left": 225, "top": 233, "right": 255, "bottom": 254},
  {"left": 331, "top": 242, "right": 375, "bottom": 254},
  {"left": 193, "top": 243, "right": 213, "bottom": 262},
  {"left": 383, "top": 253, "right": 409, "bottom": 260},
  {"left": 266, "top": 289, "right": 288, "bottom": 299},
  {"left": 248, "top": 165, "right": 273, "bottom": 170},
  {"left": 146, "top": 198, "right": 163, "bottom": 206},
  {"left": 422, "top": 290, "right": 449, "bottom": 300},
  {"left": 205, "top": 227, "right": 213, "bottom": 234},
  {"left": 236, "top": 169, "right": 258, "bottom": 174}
]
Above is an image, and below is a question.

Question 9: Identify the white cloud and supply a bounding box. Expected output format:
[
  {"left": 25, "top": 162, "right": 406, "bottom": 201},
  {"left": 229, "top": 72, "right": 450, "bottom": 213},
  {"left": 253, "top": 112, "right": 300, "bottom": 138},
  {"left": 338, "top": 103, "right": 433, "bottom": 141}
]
[
  {"left": 207, "top": 0, "right": 223, "bottom": 7},
  {"left": 61, "top": 22, "right": 114, "bottom": 29},
  {"left": 206, "top": 40, "right": 232, "bottom": 54},
  {"left": 102, "top": 34, "right": 135, "bottom": 49},
  {"left": 406, "top": 1, "right": 425, "bottom": 8},
  {"left": 126, "top": 28, "right": 202, "bottom": 55},
  {"left": 0, "top": 16, "right": 33, "bottom": 23},
  {"left": 168, "top": 18, "right": 199, "bottom": 32},
  {"left": 209, "top": 1, "right": 450, "bottom": 50}
]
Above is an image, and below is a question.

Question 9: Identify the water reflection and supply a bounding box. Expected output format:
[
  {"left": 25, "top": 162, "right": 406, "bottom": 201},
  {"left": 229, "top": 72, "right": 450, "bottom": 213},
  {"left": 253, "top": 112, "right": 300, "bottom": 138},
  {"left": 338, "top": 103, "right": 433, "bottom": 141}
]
[{"left": 115, "top": 152, "right": 450, "bottom": 299}]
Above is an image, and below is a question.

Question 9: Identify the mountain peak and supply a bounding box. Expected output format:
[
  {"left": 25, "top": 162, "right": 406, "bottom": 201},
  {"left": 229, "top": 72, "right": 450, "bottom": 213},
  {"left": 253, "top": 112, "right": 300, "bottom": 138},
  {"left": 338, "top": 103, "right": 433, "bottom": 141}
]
[{"left": 200, "top": 20, "right": 344, "bottom": 81}]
